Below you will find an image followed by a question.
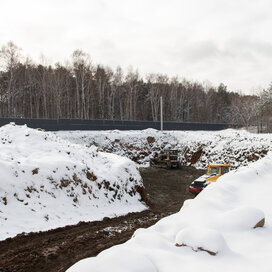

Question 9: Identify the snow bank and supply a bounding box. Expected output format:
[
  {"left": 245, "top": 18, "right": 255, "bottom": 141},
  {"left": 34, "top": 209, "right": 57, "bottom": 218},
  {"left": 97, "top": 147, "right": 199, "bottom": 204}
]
[
  {"left": 0, "top": 124, "right": 146, "bottom": 241},
  {"left": 67, "top": 247, "right": 157, "bottom": 272},
  {"left": 174, "top": 129, "right": 272, "bottom": 168},
  {"left": 56, "top": 129, "right": 176, "bottom": 166},
  {"left": 67, "top": 151, "right": 272, "bottom": 272},
  {"left": 56, "top": 129, "right": 272, "bottom": 169},
  {"left": 175, "top": 226, "right": 230, "bottom": 256}
]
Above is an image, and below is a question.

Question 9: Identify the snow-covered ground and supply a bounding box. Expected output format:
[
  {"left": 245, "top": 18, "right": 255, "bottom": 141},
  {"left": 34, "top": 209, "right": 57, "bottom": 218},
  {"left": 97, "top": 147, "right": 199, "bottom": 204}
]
[
  {"left": 1, "top": 123, "right": 272, "bottom": 259},
  {"left": 67, "top": 151, "right": 272, "bottom": 272},
  {"left": 0, "top": 124, "right": 146, "bottom": 241},
  {"left": 56, "top": 129, "right": 176, "bottom": 166},
  {"left": 56, "top": 128, "right": 272, "bottom": 169},
  {"left": 174, "top": 129, "right": 272, "bottom": 168}
]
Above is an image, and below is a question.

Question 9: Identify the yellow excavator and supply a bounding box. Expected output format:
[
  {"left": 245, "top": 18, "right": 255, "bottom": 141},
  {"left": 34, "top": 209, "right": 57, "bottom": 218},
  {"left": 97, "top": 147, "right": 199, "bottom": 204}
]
[{"left": 189, "top": 163, "right": 230, "bottom": 194}]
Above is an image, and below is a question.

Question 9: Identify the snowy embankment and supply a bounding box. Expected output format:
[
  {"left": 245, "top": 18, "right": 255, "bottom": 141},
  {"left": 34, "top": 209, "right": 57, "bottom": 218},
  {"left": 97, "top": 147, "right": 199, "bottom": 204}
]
[
  {"left": 0, "top": 124, "right": 146, "bottom": 241},
  {"left": 56, "top": 129, "right": 176, "bottom": 166},
  {"left": 174, "top": 130, "right": 272, "bottom": 168},
  {"left": 67, "top": 151, "right": 272, "bottom": 272},
  {"left": 56, "top": 129, "right": 272, "bottom": 169}
]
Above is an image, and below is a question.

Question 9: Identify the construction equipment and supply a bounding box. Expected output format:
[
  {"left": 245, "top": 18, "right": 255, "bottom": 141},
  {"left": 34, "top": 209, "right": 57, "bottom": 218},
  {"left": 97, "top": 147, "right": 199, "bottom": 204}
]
[
  {"left": 150, "top": 149, "right": 181, "bottom": 169},
  {"left": 189, "top": 163, "right": 230, "bottom": 194}
]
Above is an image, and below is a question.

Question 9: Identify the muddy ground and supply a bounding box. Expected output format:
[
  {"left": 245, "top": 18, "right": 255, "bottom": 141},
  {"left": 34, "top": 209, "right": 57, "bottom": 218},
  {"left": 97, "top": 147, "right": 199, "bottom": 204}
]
[{"left": 0, "top": 166, "right": 204, "bottom": 272}]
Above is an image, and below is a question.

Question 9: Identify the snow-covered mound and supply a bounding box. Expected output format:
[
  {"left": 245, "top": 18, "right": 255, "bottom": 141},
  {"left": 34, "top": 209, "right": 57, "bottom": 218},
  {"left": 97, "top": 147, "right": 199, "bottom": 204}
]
[
  {"left": 67, "top": 151, "right": 272, "bottom": 272},
  {"left": 56, "top": 129, "right": 176, "bottom": 166},
  {"left": 0, "top": 124, "right": 146, "bottom": 241},
  {"left": 56, "top": 129, "right": 272, "bottom": 169},
  {"left": 174, "top": 129, "right": 272, "bottom": 168}
]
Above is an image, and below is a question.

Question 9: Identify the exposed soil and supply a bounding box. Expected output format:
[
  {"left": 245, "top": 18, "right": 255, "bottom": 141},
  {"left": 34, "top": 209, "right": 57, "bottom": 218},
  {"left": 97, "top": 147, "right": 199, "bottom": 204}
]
[{"left": 0, "top": 166, "right": 204, "bottom": 272}]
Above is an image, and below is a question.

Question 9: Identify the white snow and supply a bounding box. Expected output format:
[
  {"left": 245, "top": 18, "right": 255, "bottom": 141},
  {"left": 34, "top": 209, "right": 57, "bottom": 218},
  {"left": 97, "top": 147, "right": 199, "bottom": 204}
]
[
  {"left": 173, "top": 129, "right": 272, "bottom": 169},
  {"left": 67, "top": 150, "right": 272, "bottom": 272},
  {"left": 175, "top": 227, "right": 230, "bottom": 255},
  {"left": 0, "top": 124, "right": 146, "bottom": 241},
  {"left": 56, "top": 128, "right": 272, "bottom": 169},
  {"left": 1, "top": 123, "right": 272, "bottom": 272},
  {"left": 56, "top": 128, "right": 176, "bottom": 166}
]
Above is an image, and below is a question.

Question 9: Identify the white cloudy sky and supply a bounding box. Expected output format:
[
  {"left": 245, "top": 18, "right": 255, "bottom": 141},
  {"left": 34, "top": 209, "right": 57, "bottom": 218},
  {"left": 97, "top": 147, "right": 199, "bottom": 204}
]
[{"left": 1, "top": 0, "right": 272, "bottom": 93}]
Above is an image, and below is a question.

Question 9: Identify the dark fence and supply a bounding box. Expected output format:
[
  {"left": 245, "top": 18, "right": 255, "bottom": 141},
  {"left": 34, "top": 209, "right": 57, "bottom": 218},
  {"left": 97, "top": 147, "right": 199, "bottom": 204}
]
[{"left": 0, "top": 118, "right": 238, "bottom": 131}]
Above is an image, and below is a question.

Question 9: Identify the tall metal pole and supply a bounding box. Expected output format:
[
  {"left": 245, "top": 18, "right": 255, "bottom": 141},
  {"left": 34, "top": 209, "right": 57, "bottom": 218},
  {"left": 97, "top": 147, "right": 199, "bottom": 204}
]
[{"left": 160, "top": 96, "right": 163, "bottom": 131}]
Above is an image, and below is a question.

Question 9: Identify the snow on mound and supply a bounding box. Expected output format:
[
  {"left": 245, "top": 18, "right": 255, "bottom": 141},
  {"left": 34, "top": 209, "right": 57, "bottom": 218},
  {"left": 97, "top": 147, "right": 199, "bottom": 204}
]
[
  {"left": 56, "top": 129, "right": 272, "bottom": 169},
  {"left": 173, "top": 129, "right": 272, "bottom": 168},
  {"left": 67, "top": 151, "right": 272, "bottom": 272},
  {"left": 66, "top": 247, "right": 157, "bottom": 272},
  {"left": 56, "top": 129, "right": 177, "bottom": 166},
  {"left": 0, "top": 124, "right": 147, "bottom": 241},
  {"left": 175, "top": 227, "right": 230, "bottom": 255},
  {"left": 214, "top": 207, "right": 265, "bottom": 231}
]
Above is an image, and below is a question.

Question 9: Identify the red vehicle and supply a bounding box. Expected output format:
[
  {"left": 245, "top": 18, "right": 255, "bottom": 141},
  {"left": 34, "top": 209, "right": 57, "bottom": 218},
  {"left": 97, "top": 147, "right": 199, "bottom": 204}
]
[{"left": 189, "top": 163, "right": 230, "bottom": 194}]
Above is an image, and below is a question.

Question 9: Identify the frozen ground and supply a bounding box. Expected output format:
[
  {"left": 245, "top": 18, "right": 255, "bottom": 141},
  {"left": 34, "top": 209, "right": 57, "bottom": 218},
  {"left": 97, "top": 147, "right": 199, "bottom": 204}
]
[{"left": 68, "top": 151, "right": 272, "bottom": 272}]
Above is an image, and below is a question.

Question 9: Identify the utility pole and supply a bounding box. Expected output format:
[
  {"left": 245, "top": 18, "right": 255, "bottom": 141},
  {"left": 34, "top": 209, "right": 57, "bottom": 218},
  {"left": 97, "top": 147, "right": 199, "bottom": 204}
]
[{"left": 160, "top": 96, "right": 163, "bottom": 131}]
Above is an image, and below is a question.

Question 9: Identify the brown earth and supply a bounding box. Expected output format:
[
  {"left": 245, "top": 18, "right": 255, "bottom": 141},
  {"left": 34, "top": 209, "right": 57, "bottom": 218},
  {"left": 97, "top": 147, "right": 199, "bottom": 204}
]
[{"left": 0, "top": 166, "right": 204, "bottom": 272}]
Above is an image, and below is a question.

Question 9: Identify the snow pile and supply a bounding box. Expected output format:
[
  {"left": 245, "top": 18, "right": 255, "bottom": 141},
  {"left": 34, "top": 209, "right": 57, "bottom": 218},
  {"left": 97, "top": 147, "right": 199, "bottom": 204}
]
[
  {"left": 56, "top": 129, "right": 272, "bottom": 169},
  {"left": 56, "top": 129, "right": 177, "bottom": 166},
  {"left": 174, "top": 129, "right": 272, "bottom": 168},
  {"left": 0, "top": 124, "right": 146, "bottom": 241},
  {"left": 67, "top": 151, "right": 272, "bottom": 272},
  {"left": 175, "top": 227, "right": 230, "bottom": 255}
]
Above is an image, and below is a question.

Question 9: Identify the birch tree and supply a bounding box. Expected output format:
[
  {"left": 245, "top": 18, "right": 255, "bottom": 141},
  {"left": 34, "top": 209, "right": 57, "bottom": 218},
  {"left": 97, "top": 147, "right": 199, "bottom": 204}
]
[
  {"left": 0, "top": 41, "right": 22, "bottom": 116},
  {"left": 125, "top": 66, "right": 139, "bottom": 120},
  {"left": 72, "top": 50, "right": 92, "bottom": 119}
]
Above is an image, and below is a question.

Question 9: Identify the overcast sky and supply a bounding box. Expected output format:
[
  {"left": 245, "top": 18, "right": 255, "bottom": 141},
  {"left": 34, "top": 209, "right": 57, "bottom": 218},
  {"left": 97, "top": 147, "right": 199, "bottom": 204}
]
[{"left": 1, "top": 0, "right": 272, "bottom": 94}]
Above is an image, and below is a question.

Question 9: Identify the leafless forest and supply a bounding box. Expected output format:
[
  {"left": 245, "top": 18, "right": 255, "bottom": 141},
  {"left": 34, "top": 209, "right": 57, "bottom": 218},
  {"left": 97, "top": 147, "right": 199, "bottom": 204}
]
[{"left": 0, "top": 42, "right": 271, "bottom": 131}]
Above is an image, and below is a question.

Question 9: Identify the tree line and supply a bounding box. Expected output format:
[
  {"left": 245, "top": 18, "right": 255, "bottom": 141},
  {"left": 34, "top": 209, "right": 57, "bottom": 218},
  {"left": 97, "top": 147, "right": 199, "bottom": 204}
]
[{"left": 0, "top": 41, "right": 271, "bottom": 132}]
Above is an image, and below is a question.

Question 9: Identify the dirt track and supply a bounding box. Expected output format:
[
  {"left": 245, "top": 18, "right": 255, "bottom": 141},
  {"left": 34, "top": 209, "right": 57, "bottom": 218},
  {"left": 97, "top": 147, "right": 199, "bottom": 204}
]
[{"left": 0, "top": 166, "right": 204, "bottom": 272}]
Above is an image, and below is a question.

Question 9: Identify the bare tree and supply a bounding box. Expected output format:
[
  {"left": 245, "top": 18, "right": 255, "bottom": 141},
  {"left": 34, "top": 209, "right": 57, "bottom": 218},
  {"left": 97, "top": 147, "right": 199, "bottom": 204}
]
[
  {"left": 0, "top": 41, "right": 22, "bottom": 116},
  {"left": 0, "top": 41, "right": 264, "bottom": 127},
  {"left": 125, "top": 66, "right": 139, "bottom": 120},
  {"left": 231, "top": 94, "right": 258, "bottom": 129},
  {"left": 146, "top": 73, "right": 168, "bottom": 121},
  {"left": 257, "top": 86, "right": 272, "bottom": 132},
  {"left": 72, "top": 50, "right": 92, "bottom": 119},
  {"left": 108, "top": 66, "right": 123, "bottom": 119}
]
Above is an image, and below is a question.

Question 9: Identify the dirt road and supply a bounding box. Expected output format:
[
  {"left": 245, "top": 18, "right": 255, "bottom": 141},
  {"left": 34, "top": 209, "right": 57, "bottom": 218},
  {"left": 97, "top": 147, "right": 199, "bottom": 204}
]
[{"left": 0, "top": 166, "right": 204, "bottom": 272}]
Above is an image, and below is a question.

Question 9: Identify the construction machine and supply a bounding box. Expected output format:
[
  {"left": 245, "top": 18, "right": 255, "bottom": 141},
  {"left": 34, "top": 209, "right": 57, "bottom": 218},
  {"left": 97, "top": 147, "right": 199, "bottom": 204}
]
[
  {"left": 189, "top": 163, "right": 230, "bottom": 194},
  {"left": 150, "top": 149, "right": 181, "bottom": 169}
]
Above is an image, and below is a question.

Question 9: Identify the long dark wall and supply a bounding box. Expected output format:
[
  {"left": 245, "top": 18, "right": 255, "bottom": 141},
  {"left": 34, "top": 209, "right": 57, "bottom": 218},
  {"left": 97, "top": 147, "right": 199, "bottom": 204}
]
[{"left": 0, "top": 118, "right": 234, "bottom": 131}]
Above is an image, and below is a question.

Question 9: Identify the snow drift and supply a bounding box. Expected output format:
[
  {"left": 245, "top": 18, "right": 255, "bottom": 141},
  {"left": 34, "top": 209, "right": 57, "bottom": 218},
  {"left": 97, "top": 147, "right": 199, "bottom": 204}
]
[
  {"left": 56, "top": 129, "right": 272, "bottom": 169},
  {"left": 0, "top": 124, "right": 146, "bottom": 241},
  {"left": 56, "top": 129, "right": 175, "bottom": 166},
  {"left": 67, "top": 151, "right": 272, "bottom": 272}
]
